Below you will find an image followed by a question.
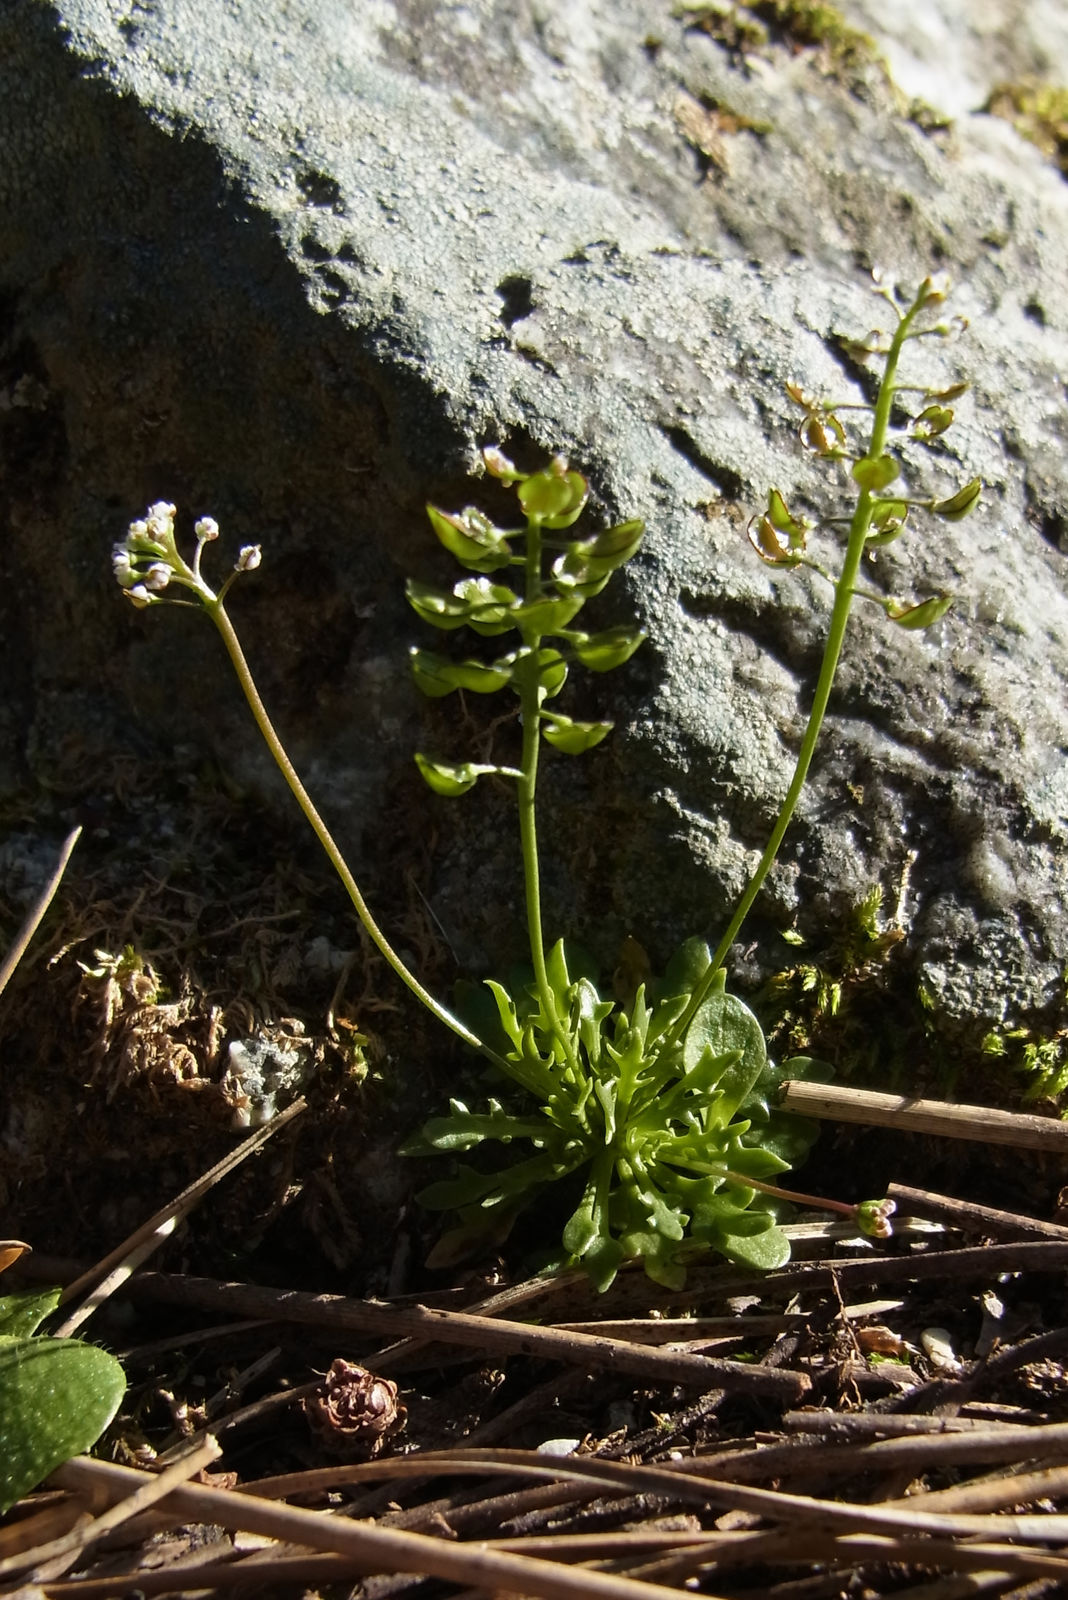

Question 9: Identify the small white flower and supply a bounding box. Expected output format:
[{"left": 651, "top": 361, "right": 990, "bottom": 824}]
[
  {"left": 145, "top": 502, "right": 176, "bottom": 541},
  {"left": 143, "top": 562, "right": 172, "bottom": 591},
  {"left": 125, "top": 584, "right": 154, "bottom": 608},
  {"left": 235, "top": 544, "right": 262, "bottom": 572},
  {"left": 195, "top": 516, "right": 220, "bottom": 542},
  {"left": 112, "top": 544, "right": 136, "bottom": 584},
  {"left": 127, "top": 519, "right": 149, "bottom": 542}
]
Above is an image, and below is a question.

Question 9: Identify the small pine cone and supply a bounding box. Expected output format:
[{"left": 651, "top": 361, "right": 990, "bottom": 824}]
[{"left": 303, "top": 1360, "right": 406, "bottom": 1458}]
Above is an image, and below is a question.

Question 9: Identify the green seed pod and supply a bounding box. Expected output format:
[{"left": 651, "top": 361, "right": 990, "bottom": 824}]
[{"left": 930, "top": 477, "right": 982, "bottom": 521}]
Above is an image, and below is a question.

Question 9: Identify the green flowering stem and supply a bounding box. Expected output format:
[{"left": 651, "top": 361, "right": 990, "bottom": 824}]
[
  {"left": 202, "top": 597, "right": 498, "bottom": 1063},
  {"left": 699, "top": 1168, "right": 895, "bottom": 1237},
  {"left": 514, "top": 519, "right": 582, "bottom": 1081},
  {"left": 659, "top": 282, "right": 937, "bottom": 1062},
  {"left": 516, "top": 542, "right": 554, "bottom": 1027}
]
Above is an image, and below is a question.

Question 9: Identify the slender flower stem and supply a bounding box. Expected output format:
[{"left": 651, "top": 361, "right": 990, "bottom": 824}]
[
  {"left": 204, "top": 598, "right": 507, "bottom": 1067},
  {"left": 515, "top": 521, "right": 582, "bottom": 1079},
  {"left": 657, "top": 290, "right": 928, "bottom": 1061}
]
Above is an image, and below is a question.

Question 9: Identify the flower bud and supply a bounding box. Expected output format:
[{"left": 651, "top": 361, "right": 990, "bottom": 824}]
[
  {"left": 234, "top": 545, "right": 262, "bottom": 572},
  {"left": 112, "top": 544, "right": 136, "bottom": 585},
  {"left": 142, "top": 562, "right": 172, "bottom": 591},
  {"left": 856, "top": 1197, "right": 896, "bottom": 1239},
  {"left": 917, "top": 272, "right": 952, "bottom": 306},
  {"left": 195, "top": 516, "right": 220, "bottom": 541},
  {"left": 145, "top": 502, "right": 177, "bottom": 542},
  {"left": 482, "top": 445, "right": 523, "bottom": 482}
]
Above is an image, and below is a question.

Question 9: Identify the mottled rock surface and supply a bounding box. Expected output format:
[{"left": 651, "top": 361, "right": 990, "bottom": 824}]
[{"left": 2, "top": 0, "right": 1066, "bottom": 1032}]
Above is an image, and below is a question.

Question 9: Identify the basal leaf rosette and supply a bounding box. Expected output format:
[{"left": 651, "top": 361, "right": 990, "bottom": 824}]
[{"left": 407, "top": 940, "right": 822, "bottom": 1291}]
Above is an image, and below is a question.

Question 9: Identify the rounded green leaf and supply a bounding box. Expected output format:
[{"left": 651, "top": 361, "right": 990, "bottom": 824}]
[
  {"left": 851, "top": 454, "right": 900, "bottom": 492},
  {"left": 414, "top": 753, "right": 502, "bottom": 795},
  {"left": 718, "top": 1219, "right": 791, "bottom": 1271},
  {"left": 0, "top": 1289, "right": 61, "bottom": 1340},
  {"left": 571, "top": 626, "right": 645, "bottom": 671},
  {"left": 511, "top": 593, "right": 585, "bottom": 635},
  {"left": 410, "top": 648, "right": 513, "bottom": 697},
  {"left": 426, "top": 504, "right": 514, "bottom": 572},
  {"left": 0, "top": 1337, "right": 125, "bottom": 1512},
  {"left": 541, "top": 714, "right": 613, "bottom": 754},
  {"left": 683, "top": 985, "right": 767, "bottom": 1126},
  {"left": 517, "top": 464, "right": 588, "bottom": 528}
]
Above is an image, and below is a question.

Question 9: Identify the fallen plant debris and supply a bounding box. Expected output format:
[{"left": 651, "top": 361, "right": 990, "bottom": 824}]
[
  {"left": 2, "top": 1152, "right": 1068, "bottom": 1600},
  {"left": 0, "top": 1216, "right": 1061, "bottom": 1593},
  {"left": 3, "top": 1127, "right": 1067, "bottom": 1598}
]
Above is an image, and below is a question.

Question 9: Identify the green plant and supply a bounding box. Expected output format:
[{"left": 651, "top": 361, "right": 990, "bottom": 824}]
[
  {"left": 0, "top": 1288, "right": 126, "bottom": 1513},
  {"left": 982, "top": 962, "right": 1068, "bottom": 1109},
  {"left": 113, "top": 273, "right": 978, "bottom": 1289}
]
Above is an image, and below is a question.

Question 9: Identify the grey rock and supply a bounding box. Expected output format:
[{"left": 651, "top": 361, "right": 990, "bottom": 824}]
[{"left": 2, "top": 0, "right": 1066, "bottom": 1035}]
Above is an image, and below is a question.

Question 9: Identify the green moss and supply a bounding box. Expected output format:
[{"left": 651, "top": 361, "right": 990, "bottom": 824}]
[
  {"left": 757, "top": 886, "right": 915, "bottom": 1079},
  {"left": 755, "top": 892, "right": 1067, "bottom": 1114},
  {"left": 678, "top": 0, "right": 881, "bottom": 79},
  {"left": 981, "top": 964, "right": 1068, "bottom": 1110},
  {"left": 986, "top": 81, "right": 1068, "bottom": 177}
]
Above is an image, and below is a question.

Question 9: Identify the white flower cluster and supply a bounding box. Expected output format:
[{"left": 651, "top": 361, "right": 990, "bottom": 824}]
[
  {"left": 112, "top": 501, "right": 181, "bottom": 607},
  {"left": 112, "top": 503, "right": 263, "bottom": 609}
]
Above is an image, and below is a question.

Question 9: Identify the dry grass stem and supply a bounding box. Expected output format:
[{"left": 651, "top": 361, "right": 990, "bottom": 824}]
[
  {"left": 0, "top": 826, "right": 81, "bottom": 999},
  {"left": 105, "top": 1272, "right": 812, "bottom": 1396},
  {"left": 1, "top": 1438, "right": 221, "bottom": 1585},
  {"left": 886, "top": 1181, "right": 1068, "bottom": 1241},
  {"left": 778, "top": 1081, "right": 1068, "bottom": 1151}
]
